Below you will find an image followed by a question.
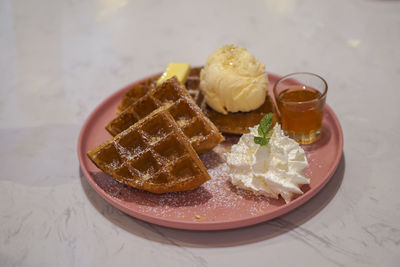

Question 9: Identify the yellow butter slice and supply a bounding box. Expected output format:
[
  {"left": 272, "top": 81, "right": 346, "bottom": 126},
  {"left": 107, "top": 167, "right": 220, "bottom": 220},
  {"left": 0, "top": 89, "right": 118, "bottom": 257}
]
[{"left": 156, "top": 63, "right": 191, "bottom": 86}]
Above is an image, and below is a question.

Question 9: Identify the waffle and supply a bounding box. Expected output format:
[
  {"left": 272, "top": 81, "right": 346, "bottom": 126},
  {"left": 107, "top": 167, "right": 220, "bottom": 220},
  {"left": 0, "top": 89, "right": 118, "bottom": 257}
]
[
  {"left": 106, "top": 77, "right": 224, "bottom": 154},
  {"left": 116, "top": 67, "right": 277, "bottom": 134},
  {"left": 87, "top": 107, "right": 211, "bottom": 194},
  {"left": 116, "top": 75, "right": 158, "bottom": 114},
  {"left": 116, "top": 68, "right": 202, "bottom": 114},
  {"left": 116, "top": 68, "right": 203, "bottom": 114}
]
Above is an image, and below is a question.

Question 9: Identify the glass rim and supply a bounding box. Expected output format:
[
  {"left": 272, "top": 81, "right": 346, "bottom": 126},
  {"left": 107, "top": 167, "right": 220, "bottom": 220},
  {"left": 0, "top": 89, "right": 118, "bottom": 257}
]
[{"left": 273, "top": 72, "right": 328, "bottom": 105}]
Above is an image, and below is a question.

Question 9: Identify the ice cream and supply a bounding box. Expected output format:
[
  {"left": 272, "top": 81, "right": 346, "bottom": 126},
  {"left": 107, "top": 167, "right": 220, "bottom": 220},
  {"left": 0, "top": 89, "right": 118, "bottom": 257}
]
[
  {"left": 200, "top": 45, "right": 269, "bottom": 114},
  {"left": 225, "top": 124, "right": 310, "bottom": 203}
]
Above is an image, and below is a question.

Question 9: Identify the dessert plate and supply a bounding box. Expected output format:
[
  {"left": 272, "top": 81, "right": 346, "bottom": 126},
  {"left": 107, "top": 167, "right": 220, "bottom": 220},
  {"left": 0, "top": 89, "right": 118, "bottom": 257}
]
[{"left": 78, "top": 72, "right": 343, "bottom": 231}]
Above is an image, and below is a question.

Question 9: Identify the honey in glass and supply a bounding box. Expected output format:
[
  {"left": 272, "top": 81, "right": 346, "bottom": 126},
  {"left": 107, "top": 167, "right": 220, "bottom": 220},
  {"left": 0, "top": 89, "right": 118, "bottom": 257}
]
[{"left": 273, "top": 73, "right": 327, "bottom": 145}]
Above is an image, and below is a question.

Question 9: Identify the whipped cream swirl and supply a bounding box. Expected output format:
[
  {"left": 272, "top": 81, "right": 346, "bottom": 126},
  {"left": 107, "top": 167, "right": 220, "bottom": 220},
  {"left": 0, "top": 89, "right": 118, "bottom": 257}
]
[{"left": 226, "top": 124, "right": 310, "bottom": 203}]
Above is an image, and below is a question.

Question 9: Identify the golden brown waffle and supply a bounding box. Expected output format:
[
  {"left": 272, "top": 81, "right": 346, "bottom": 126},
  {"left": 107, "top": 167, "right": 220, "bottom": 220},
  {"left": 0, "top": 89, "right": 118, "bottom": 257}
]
[
  {"left": 116, "top": 75, "right": 158, "bottom": 114},
  {"left": 116, "top": 68, "right": 202, "bottom": 114},
  {"left": 116, "top": 67, "right": 277, "bottom": 134},
  {"left": 88, "top": 107, "right": 211, "bottom": 194},
  {"left": 106, "top": 77, "right": 224, "bottom": 154},
  {"left": 116, "top": 68, "right": 204, "bottom": 114}
]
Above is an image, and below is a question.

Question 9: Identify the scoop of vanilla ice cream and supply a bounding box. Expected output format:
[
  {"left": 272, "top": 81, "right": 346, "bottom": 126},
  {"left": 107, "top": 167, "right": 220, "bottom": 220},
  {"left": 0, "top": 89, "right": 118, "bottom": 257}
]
[{"left": 200, "top": 45, "right": 269, "bottom": 114}]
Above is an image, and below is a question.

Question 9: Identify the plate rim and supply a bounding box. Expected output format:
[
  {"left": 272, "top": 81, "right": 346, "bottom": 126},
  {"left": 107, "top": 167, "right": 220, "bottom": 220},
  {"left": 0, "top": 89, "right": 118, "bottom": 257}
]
[{"left": 77, "top": 72, "right": 344, "bottom": 231}]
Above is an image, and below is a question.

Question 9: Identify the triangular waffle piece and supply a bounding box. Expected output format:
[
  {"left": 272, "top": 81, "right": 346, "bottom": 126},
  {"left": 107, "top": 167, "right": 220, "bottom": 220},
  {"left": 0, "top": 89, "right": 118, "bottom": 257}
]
[
  {"left": 88, "top": 107, "right": 211, "bottom": 194},
  {"left": 106, "top": 77, "right": 224, "bottom": 154},
  {"left": 116, "top": 68, "right": 202, "bottom": 114}
]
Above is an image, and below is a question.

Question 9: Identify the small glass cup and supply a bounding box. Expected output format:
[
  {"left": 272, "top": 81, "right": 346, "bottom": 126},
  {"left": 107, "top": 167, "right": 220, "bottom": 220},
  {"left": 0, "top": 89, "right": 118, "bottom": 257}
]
[{"left": 273, "top": 72, "right": 328, "bottom": 145}]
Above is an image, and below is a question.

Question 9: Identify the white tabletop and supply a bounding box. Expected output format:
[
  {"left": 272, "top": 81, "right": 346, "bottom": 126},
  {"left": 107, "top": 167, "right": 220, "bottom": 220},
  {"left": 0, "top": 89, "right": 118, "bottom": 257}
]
[{"left": 1, "top": 0, "right": 399, "bottom": 266}]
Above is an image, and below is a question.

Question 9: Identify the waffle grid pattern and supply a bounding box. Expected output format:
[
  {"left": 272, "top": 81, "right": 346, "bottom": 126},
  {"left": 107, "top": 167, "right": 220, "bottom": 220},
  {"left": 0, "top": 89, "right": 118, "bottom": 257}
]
[
  {"left": 88, "top": 108, "right": 210, "bottom": 194},
  {"left": 106, "top": 77, "right": 223, "bottom": 153},
  {"left": 117, "top": 68, "right": 201, "bottom": 114},
  {"left": 116, "top": 75, "right": 158, "bottom": 114}
]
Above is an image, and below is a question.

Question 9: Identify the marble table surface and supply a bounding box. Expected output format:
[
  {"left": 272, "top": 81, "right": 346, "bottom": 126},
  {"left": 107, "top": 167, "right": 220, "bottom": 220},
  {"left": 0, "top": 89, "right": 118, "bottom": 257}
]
[{"left": 1, "top": 0, "right": 399, "bottom": 266}]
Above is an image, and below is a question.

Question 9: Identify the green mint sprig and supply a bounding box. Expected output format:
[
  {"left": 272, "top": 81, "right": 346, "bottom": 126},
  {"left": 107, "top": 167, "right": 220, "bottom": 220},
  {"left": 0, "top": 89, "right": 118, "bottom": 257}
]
[{"left": 254, "top": 113, "right": 273, "bottom": 146}]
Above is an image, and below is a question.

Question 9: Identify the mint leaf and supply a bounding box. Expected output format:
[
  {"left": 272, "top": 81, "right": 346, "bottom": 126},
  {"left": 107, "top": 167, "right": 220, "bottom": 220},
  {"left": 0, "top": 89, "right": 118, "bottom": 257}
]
[
  {"left": 257, "top": 123, "right": 266, "bottom": 137},
  {"left": 254, "top": 136, "right": 268, "bottom": 146},
  {"left": 258, "top": 113, "right": 273, "bottom": 137},
  {"left": 254, "top": 113, "right": 274, "bottom": 146},
  {"left": 261, "top": 113, "right": 273, "bottom": 132}
]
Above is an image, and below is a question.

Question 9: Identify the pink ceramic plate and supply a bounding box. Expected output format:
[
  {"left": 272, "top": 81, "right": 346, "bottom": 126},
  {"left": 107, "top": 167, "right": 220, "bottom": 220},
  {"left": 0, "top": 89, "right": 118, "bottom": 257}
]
[{"left": 78, "top": 72, "right": 343, "bottom": 231}]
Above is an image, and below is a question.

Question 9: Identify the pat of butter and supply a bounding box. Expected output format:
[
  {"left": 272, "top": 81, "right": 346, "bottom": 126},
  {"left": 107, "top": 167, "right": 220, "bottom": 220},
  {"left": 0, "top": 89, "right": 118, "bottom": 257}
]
[{"left": 156, "top": 63, "right": 191, "bottom": 86}]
